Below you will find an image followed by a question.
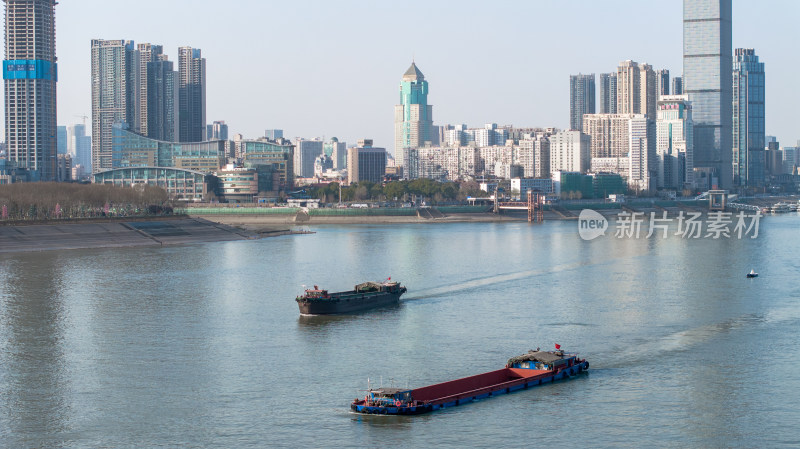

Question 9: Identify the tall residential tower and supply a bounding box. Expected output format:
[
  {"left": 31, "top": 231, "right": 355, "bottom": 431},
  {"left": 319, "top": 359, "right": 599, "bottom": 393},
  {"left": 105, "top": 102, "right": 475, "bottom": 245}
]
[
  {"left": 599, "top": 73, "right": 617, "bottom": 114},
  {"left": 3, "top": 0, "right": 58, "bottom": 181},
  {"left": 683, "top": 0, "right": 732, "bottom": 189},
  {"left": 569, "top": 73, "right": 595, "bottom": 131},
  {"left": 91, "top": 39, "right": 135, "bottom": 173},
  {"left": 178, "top": 46, "right": 206, "bottom": 142}
]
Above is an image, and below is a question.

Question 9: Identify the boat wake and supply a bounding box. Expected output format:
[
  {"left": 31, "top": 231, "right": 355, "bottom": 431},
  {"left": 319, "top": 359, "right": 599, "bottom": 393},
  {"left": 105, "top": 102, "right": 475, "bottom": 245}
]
[
  {"left": 402, "top": 260, "right": 596, "bottom": 301},
  {"left": 602, "top": 313, "right": 770, "bottom": 369}
]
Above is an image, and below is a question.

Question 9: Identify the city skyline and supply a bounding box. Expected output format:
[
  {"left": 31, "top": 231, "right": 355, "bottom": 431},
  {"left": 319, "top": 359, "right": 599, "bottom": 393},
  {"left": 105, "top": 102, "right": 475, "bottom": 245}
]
[{"left": 1, "top": 0, "right": 797, "bottom": 155}]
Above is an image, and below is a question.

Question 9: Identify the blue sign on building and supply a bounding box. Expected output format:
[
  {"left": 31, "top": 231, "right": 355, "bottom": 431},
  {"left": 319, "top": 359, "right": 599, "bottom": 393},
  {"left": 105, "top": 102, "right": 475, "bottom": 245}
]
[{"left": 3, "top": 59, "right": 57, "bottom": 81}]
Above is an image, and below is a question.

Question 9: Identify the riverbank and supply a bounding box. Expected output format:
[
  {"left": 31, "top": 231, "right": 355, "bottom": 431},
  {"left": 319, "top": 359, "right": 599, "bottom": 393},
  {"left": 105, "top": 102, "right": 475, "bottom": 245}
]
[{"left": 0, "top": 218, "right": 265, "bottom": 254}]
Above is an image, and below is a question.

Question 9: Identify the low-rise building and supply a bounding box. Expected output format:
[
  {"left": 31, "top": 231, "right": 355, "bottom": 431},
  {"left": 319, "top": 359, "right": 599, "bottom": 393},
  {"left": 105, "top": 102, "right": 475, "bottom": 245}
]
[
  {"left": 93, "top": 167, "right": 208, "bottom": 201},
  {"left": 511, "top": 178, "right": 554, "bottom": 197}
]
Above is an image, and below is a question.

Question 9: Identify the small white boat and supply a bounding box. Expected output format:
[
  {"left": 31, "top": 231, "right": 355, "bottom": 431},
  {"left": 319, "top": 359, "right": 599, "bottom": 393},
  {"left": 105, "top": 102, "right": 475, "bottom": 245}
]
[{"left": 746, "top": 269, "right": 758, "bottom": 278}]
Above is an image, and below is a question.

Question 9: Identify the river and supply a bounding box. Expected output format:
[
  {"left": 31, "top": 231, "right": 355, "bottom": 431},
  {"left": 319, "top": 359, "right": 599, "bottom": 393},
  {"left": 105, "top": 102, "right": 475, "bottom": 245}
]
[{"left": 1, "top": 216, "right": 799, "bottom": 447}]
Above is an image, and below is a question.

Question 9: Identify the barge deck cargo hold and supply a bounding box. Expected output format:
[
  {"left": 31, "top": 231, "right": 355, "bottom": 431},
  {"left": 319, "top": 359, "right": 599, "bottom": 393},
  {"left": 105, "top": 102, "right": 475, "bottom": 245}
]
[{"left": 351, "top": 348, "right": 588, "bottom": 415}]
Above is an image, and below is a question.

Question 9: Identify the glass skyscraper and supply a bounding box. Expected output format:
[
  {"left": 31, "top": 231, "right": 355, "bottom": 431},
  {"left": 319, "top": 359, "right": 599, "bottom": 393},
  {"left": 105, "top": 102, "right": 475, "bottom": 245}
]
[
  {"left": 683, "top": 0, "right": 732, "bottom": 189},
  {"left": 732, "top": 48, "right": 765, "bottom": 187}
]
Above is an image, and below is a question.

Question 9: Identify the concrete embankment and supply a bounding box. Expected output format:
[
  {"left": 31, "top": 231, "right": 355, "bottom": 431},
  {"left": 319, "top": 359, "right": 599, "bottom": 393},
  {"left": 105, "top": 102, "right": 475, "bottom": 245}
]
[{"left": 0, "top": 218, "right": 263, "bottom": 254}]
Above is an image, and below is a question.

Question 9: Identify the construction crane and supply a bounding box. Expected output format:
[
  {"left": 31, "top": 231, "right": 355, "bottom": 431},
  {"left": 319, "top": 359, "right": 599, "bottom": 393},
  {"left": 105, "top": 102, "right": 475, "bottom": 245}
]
[{"left": 74, "top": 114, "right": 88, "bottom": 126}]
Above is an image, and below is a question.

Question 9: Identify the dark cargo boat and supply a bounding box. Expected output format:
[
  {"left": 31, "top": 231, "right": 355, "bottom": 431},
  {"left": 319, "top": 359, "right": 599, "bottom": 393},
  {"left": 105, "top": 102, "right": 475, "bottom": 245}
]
[
  {"left": 350, "top": 348, "right": 588, "bottom": 415},
  {"left": 296, "top": 280, "right": 407, "bottom": 315}
]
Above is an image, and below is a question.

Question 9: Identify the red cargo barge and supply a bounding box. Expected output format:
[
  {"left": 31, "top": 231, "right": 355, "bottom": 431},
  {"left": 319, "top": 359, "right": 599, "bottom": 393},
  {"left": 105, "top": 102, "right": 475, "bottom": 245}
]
[{"left": 351, "top": 348, "right": 588, "bottom": 415}]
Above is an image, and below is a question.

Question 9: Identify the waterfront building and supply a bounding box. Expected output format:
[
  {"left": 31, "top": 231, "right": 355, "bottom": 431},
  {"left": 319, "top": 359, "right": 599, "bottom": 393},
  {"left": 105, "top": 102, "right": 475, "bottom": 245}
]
[
  {"left": 549, "top": 131, "right": 590, "bottom": 174},
  {"left": 656, "top": 95, "right": 694, "bottom": 190},
  {"left": 570, "top": 73, "right": 596, "bottom": 131},
  {"left": 4, "top": 0, "right": 58, "bottom": 181},
  {"left": 672, "top": 76, "right": 683, "bottom": 95},
  {"left": 404, "top": 146, "right": 479, "bottom": 182},
  {"left": 93, "top": 167, "right": 207, "bottom": 201},
  {"left": 111, "top": 124, "right": 225, "bottom": 173},
  {"left": 91, "top": 39, "right": 135, "bottom": 173},
  {"left": 178, "top": 47, "right": 206, "bottom": 142},
  {"left": 683, "top": 0, "right": 733, "bottom": 189},
  {"left": 591, "top": 172, "right": 627, "bottom": 198},
  {"left": 394, "top": 62, "right": 434, "bottom": 171},
  {"left": 293, "top": 138, "right": 323, "bottom": 178},
  {"left": 57, "top": 126, "right": 68, "bottom": 154},
  {"left": 240, "top": 138, "right": 295, "bottom": 190},
  {"left": 732, "top": 48, "right": 765, "bottom": 188},
  {"left": 599, "top": 73, "right": 617, "bottom": 114},
  {"left": 213, "top": 167, "right": 258, "bottom": 202},
  {"left": 656, "top": 69, "right": 670, "bottom": 97},
  {"left": 511, "top": 178, "right": 554, "bottom": 197},
  {"left": 583, "top": 113, "right": 655, "bottom": 191},
  {"left": 347, "top": 141, "right": 386, "bottom": 185},
  {"left": 553, "top": 171, "right": 594, "bottom": 198}
]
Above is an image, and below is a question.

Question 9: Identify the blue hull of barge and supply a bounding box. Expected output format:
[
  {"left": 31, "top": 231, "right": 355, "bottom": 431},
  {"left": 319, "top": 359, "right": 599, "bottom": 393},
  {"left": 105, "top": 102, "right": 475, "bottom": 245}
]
[{"left": 351, "top": 360, "right": 589, "bottom": 415}]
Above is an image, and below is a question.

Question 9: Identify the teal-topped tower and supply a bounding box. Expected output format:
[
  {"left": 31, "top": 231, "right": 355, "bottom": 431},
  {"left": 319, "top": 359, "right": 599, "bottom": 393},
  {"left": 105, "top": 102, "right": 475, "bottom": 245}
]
[{"left": 394, "top": 62, "right": 434, "bottom": 174}]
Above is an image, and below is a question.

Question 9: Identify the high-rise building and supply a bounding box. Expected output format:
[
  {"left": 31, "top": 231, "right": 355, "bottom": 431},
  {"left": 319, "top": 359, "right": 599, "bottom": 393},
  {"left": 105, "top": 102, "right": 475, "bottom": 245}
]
[
  {"left": 293, "top": 138, "right": 323, "bottom": 178},
  {"left": 683, "top": 0, "right": 732, "bottom": 189},
  {"left": 548, "top": 130, "right": 591, "bottom": 174},
  {"left": 347, "top": 142, "right": 387, "bottom": 185},
  {"left": 4, "top": 0, "right": 58, "bottom": 181},
  {"left": 569, "top": 73, "right": 596, "bottom": 131},
  {"left": 599, "top": 73, "right": 617, "bottom": 114},
  {"left": 265, "top": 129, "right": 284, "bottom": 140},
  {"left": 394, "top": 62, "right": 434, "bottom": 171},
  {"left": 207, "top": 120, "right": 228, "bottom": 140},
  {"left": 732, "top": 48, "right": 765, "bottom": 188},
  {"left": 672, "top": 76, "right": 683, "bottom": 95},
  {"left": 146, "top": 58, "right": 176, "bottom": 142},
  {"left": 656, "top": 69, "right": 670, "bottom": 97},
  {"left": 656, "top": 95, "right": 693, "bottom": 190},
  {"left": 67, "top": 123, "right": 91, "bottom": 176},
  {"left": 617, "top": 61, "right": 656, "bottom": 119},
  {"left": 323, "top": 137, "right": 347, "bottom": 170},
  {"left": 628, "top": 116, "right": 656, "bottom": 192},
  {"left": 91, "top": 39, "right": 135, "bottom": 173},
  {"left": 134, "top": 43, "right": 163, "bottom": 137},
  {"left": 57, "top": 126, "right": 67, "bottom": 154},
  {"left": 178, "top": 47, "right": 206, "bottom": 142},
  {"left": 583, "top": 113, "right": 656, "bottom": 191},
  {"left": 617, "top": 61, "right": 641, "bottom": 115}
]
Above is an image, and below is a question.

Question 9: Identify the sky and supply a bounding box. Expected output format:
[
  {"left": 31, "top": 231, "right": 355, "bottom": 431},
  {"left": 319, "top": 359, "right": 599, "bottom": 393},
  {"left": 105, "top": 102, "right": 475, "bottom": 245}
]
[{"left": 5, "top": 0, "right": 798, "bottom": 153}]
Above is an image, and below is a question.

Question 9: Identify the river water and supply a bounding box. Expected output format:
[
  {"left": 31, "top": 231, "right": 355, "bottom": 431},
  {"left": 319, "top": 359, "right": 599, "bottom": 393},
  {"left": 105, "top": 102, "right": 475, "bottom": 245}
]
[{"left": 1, "top": 216, "right": 799, "bottom": 448}]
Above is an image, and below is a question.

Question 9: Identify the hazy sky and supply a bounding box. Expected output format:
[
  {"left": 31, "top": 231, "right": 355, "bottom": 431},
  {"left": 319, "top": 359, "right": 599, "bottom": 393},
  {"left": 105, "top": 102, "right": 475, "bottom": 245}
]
[{"left": 6, "top": 0, "right": 798, "bottom": 153}]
